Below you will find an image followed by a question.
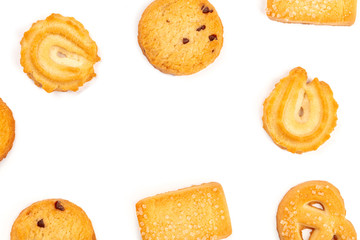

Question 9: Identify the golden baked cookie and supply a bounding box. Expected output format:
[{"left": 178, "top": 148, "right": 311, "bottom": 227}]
[
  {"left": 277, "top": 181, "right": 357, "bottom": 240},
  {"left": 266, "top": 0, "right": 357, "bottom": 25},
  {"left": 138, "top": 0, "right": 223, "bottom": 75},
  {"left": 263, "top": 67, "right": 338, "bottom": 153},
  {"left": 21, "top": 14, "right": 100, "bottom": 92},
  {"left": 11, "top": 199, "right": 96, "bottom": 240},
  {"left": 136, "top": 182, "right": 232, "bottom": 240},
  {"left": 0, "top": 98, "right": 15, "bottom": 161}
]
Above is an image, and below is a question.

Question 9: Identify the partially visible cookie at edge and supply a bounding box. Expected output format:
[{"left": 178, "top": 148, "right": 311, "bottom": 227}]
[
  {"left": 0, "top": 98, "right": 15, "bottom": 161},
  {"left": 138, "top": 0, "right": 224, "bottom": 75},
  {"left": 266, "top": 0, "right": 357, "bottom": 25},
  {"left": 11, "top": 199, "right": 96, "bottom": 240}
]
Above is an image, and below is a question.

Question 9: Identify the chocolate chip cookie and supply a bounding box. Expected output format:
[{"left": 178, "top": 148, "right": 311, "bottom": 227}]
[
  {"left": 138, "top": 0, "right": 224, "bottom": 75},
  {"left": 11, "top": 199, "right": 96, "bottom": 240}
]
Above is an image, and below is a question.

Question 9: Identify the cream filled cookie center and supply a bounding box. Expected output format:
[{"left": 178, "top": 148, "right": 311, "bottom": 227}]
[
  {"left": 295, "top": 91, "right": 310, "bottom": 123},
  {"left": 50, "top": 46, "right": 84, "bottom": 67}
]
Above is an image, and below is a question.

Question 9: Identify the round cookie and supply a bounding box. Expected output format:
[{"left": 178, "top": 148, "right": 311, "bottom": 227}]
[
  {"left": 21, "top": 14, "right": 100, "bottom": 92},
  {"left": 11, "top": 199, "right": 96, "bottom": 240},
  {"left": 262, "top": 67, "right": 338, "bottom": 153},
  {"left": 0, "top": 98, "right": 15, "bottom": 161},
  {"left": 138, "top": 0, "right": 223, "bottom": 75}
]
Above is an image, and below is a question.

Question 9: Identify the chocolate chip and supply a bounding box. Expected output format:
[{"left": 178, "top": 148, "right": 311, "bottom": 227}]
[
  {"left": 183, "top": 38, "right": 190, "bottom": 44},
  {"left": 37, "top": 219, "right": 45, "bottom": 228},
  {"left": 196, "top": 25, "right": 206, "bottom": 31},
  {"left": 202, "top": 6, "right": 213, "bottom": 13},
  {"left": 201, "top": 5, "right": 205, "bottom": 10},
  {"left": 202, "top": 6, "right": 210, "bottom": 13},
  {"left": 209, "top": 34, "right": 217, "bottom": 41},
  {"left": 212, "top": 49, "right": 215, "bottom": 53},
  {"left": 55, "top": 201, "right": 65, "bottom": 211},
  {"left": 166, "top": 19, "right": 170, "bottom": 23}
]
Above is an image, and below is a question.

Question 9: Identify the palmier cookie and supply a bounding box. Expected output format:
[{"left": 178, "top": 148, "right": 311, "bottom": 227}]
[
  {"left": 266, "top": 0, "right": 357, "bottom": 26},
  {"left": 11, "top": 199, "right": 96, "bottom": 240},
  {"left": 277, "top": 181, "right": 356, "bottom": 240},
  {"left": 21, "top": 14, "right": 100, "bottom": 92},
  {"left": 0, "top": 98, "right": 15, "bottom": 161},
  {"left": 263, "top": 67, "right": 338, "bottom": 154},
  {"left": 138, "top": 0, "right": 223, "bottom": 75},
  {"left": 136, "top": 182, "right": 232, "bottom": 240}
]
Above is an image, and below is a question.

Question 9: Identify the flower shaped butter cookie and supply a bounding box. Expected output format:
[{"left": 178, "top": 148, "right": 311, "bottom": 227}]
[{"left": 21, "top": 14, "right": 100, "bottom": 92}]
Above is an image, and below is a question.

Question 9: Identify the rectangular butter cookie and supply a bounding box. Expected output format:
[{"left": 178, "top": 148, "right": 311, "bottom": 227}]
[
  {"left": 136, "top": 182, "right": 232, "bottom": 240},
  {"left": 266, "top": 0, "right": 357, "bottom": 25}
]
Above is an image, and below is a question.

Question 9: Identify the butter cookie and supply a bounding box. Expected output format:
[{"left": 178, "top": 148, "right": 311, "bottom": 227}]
[
  {"left": 263, "top": 67, "right": 338, "bottom": 153},
  {"left": 0, "top": 98, "right": 15, "bottom": 161},
  {"left": 277, "top": 181, "right": 356, "bottom": 240},
  {"left": 21, "top": 14, "right": 100, "bottom": 92},
  {"left": 138, "top": 0, "right": 223, "bottom": 75},
  {"left": 266, "top": 0, "right": 357, "bottom": 25},
  {"left": 136, "top": 182, "right": 232, "bottom": 240},
  {"left": 11, "top": 199, "right": 96, "bottom": 240}
]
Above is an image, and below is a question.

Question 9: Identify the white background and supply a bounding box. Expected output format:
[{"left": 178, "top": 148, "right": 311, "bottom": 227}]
[{"left": 0, "top": 0, "right": 359, "bottom": 239}]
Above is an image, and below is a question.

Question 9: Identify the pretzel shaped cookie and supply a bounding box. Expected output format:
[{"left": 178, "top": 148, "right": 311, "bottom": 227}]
[
  {"left": 277, "top": 181, "right": 356, "bottom": 240},
  {"left": 21, "top": 14, "right": 100, "bottom": 92}
]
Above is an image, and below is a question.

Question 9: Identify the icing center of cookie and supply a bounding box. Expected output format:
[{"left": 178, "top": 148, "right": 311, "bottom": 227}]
[
  {"left": 50, "top": 46, "right": 85, "bottom": 67},
  {"left": 295, "top": 91, "right": 309, "bottom": 123},
  {"left": 282, "top": 78, "right": 323, "bottom": 138}
]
